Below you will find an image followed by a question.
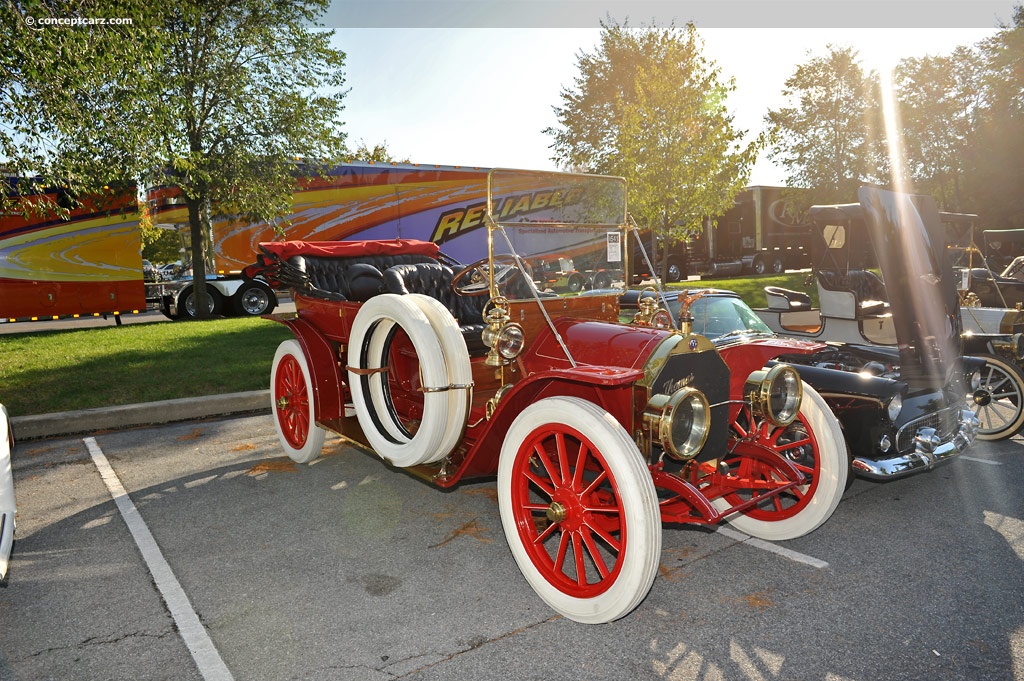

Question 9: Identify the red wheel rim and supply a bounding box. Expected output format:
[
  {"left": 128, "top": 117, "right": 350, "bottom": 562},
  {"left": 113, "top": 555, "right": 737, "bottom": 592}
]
[
  {"left": 722, "top": 413, "right": 821, "bottom": 521},
  {"left": 509, "top": 424, "right": 626, "bottom": 598},
  {"left": 275, "top": 354, "right": 310, "bottom": 450}
]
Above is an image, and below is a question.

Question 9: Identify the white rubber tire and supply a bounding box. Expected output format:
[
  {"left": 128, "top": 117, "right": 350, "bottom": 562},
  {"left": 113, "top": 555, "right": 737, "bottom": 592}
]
[
  {"left": 405, "top": 294, "right": 472, "bottom": 456},
  {"left": 361, "top": 316, "right": 409, "bottom": 443},
  {"left": 497, "top": 397, "right": 661, "bottom": 624},
  {"left": 271, "top": 340, "right": 327, "bottom": 464},
  {"left": 0, "top": 404, "right": 14, "bottom": 585},
  {"left": 714, "top": 382, "right": 846, "bottom": 541},
  {"left": 347, "top": 294, "right": 454, "bottom": 467},
  {"left": 973, "top": 354, "right": 1024, "bottom": 441}
]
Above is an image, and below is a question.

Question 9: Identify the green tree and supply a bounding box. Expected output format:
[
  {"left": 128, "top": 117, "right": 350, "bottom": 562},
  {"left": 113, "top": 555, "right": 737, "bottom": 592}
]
[
  {"left": 350, "top": 140, "right": 411, "bottom": 164},
  {"left": 892, "top": 46, "right": 985, "bottom": 210},
  {"left": 2, "top": 0, "right": 347, "bottom": 317},
  {"left": 0, "top": 0, "right": 160, "bottom": 212},
  {"left": 964, "top": 5, "right": 1024, "bottom": 230},
  {"left": 546, "top": 21, "right": 760, "bottom": 279},
  {"left": 766, "top": 46, "right": 882, "bottom": 207}
]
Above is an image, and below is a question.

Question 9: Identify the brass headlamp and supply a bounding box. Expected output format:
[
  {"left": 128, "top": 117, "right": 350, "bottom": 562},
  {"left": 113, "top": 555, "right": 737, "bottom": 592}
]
[
  {"left": 642, "top": 386, "right": 710, "bottom": 460},
  {"left": 482, "top": 296, "right": 524, "bottom": 367},
  {"left": 744, "top": 364, "right": 803, "bottom": 427}
]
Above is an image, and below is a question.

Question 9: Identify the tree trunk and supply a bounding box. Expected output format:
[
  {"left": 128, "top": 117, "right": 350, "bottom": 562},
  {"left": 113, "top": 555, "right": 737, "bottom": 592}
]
[
  {"left": 186, "top": 195, "right": 211, "bottom": 320},
  {"left": 658, "top": 223, "right": 671, "bottom": 285}
]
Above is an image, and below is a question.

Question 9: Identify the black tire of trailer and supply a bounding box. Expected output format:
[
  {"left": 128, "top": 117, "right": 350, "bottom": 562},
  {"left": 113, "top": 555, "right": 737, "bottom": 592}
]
[
  {"left": 159, "top": 296, "right": 180, "bottom": 320},
  {"left": 752, "top": 254, "right": 767, "bottom": 275},
  {"left": 593, "top": 271, "right": 613, "bottom": 289},
  {"left": 181, "top": 285, "right": 223, "bottom": 319},
  {"left": 665, "top": 258, "right": 683, "bottom": 283},
  {"left": 232, "top": 281, "right": 277, "bottom": 317},
  {"left": 771, "top": 255, "right": 785, "bottom": 274}
]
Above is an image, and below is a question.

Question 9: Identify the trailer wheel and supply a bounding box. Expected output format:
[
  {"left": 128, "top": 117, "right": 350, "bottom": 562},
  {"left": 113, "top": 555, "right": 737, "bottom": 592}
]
[
  {"left": 593, "top": 272, "right": 613, "bottom": 289},
  {"left": 971, "top": 354, "right": 1024, "bottom": 440},
  {"left": 665, "top": 260, "right": 682, "bottom": 283},
  {"left": 712, "top": 382, "right": 846, "bottom": 541},
  {"left": 752, "top": 255, "right": 767, "bottom": 275},
  {"left": 498, "top": 397, "right": 661, "bottom": 624},
  {"left": 271, "top": 340, "right": 327, "bottom": 463},
  {"left": 567, "top": 273, "right": 584, "bottom": 293},
  {"left": 181, "top": 286, "right": 223, "bottom": 319},
  {"left": 771, "top": 256, "right": 785, "bottom": 274},
  {"left": 159, "top": 299, "right": 180, "bottom": 320},
  {"left": 233, "top": 282, "right": 277, "bottom": 316}
]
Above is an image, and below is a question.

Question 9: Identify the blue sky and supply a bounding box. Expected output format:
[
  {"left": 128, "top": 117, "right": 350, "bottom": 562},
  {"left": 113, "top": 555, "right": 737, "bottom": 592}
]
[{"left": 326, "top": 2, "right": 1020, "bottom": 186}]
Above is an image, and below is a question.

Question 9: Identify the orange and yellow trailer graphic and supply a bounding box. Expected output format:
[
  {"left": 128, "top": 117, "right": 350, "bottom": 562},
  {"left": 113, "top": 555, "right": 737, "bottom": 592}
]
[
  {"left": 148, "top": 164, "right": 493, "bottom": 272},
  {"left": 0, "top": 189, "right": 145, "bottom": 321},
  {"left": 1, "top": 163, "right": 564, "bottom": 322}
]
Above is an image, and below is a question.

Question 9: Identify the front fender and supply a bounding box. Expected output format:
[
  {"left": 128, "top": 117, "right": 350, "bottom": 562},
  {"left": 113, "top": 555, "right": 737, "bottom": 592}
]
[
  {"left": 447, "top": 366, "right": 644, "bottom": 484},
  {"left": 717, "top": 337, "right": 825, "bottom": 399},
  {"left": 272, "top": 316, "right": 345, "bottom": 422}
]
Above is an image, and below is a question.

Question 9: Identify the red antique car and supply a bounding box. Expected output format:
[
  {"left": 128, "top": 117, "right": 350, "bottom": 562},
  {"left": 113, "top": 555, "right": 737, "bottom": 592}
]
[{"left": 246, "top": 170, "right": 846, "bottom": 623}]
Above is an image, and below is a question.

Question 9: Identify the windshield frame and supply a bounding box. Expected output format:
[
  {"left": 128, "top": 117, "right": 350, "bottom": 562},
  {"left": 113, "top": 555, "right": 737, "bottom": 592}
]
[{"left": 479, "top": 169, "right": 674, "bottom": 364}]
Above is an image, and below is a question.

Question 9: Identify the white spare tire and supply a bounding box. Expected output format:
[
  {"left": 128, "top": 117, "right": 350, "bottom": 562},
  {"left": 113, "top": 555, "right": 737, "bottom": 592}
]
[
  {"left": 405, "top": 294, "right": 473, "bottom": 452},
  {"left": 347, "top": 294, "right": 469, "bottom": 467}
]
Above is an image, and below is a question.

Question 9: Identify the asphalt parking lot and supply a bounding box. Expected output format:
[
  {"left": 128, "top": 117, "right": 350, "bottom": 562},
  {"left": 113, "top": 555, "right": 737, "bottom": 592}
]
[{"left": 3, "top": 413, "right": 1024, "bottom": 681}]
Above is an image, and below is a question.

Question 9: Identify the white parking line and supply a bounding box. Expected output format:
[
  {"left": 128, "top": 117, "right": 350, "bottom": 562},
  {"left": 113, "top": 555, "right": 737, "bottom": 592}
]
[
  {"left": 84, "top": 437, "right": 234, "bottom": 681},
  {"left": 960, "top": 456, "right": 1002, "bottom": 466},
  {"left": 716, "top": 526, "right": 830, "bottom": 569}
]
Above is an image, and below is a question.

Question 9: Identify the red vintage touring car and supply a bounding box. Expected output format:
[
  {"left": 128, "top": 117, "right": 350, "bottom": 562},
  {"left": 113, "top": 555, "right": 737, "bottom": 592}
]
[{"left": 245, "top": 169, "right": 846, "bottom": 623}]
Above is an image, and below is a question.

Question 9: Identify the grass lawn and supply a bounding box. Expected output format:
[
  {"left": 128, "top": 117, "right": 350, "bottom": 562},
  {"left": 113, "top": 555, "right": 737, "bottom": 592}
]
[
  {"left": 0, "top": 271, "right": 816, "bottom": 417},
  {"left": 667, "top": 271, "right": 818, "bottom": 308},
  {"left": 0, "top": 316, "right": 292, "bottom": 417}
]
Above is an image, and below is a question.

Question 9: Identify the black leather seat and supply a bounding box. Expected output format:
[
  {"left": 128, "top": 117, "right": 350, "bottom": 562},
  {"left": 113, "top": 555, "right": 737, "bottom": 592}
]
[
  {"left": 289, "top": 253, "right": 435, "bottom": 301},
  {"left": 764, "top": 285, "right": 812, "bottom": 310},
  {"left": 383, "top": 263, "right": 490, "bottom": 355},
  {"left": 817, "top": 269, "right": 889, "bottom": 317}
]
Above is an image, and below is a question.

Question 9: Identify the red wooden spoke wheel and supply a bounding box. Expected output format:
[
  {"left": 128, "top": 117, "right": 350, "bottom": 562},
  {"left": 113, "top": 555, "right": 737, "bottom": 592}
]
[
  {"left": 498, "top": 397, "right": 660, "bottom": 624},
  {"left": 712, "top": 383, "right": 846, "bottom": 541},
  {"left": 510, "top": 425, "right": 625, "bottom": 598},
  {"left": 271, "top": 340, "right": 326, "bottom": 463}
]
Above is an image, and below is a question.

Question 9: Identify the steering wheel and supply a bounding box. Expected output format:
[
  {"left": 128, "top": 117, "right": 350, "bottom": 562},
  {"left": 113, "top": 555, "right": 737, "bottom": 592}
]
[{"left": 450, "top": 253, "right": 523, "bottom": 297}]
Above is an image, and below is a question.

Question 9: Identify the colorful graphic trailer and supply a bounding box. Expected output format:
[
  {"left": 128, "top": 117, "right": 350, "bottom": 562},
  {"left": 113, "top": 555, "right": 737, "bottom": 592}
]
[
  {"left": 2, "top": 163, "right": 596, "bottom": 322},
  {"left": 148, "top": 163, "right": 610, "bottom": 272},
  {"left": 147, "top": 163, "right": 507, "bottom": 274},
  {"left": 0, "top": 181, "right": 144, "bottom": 321}
]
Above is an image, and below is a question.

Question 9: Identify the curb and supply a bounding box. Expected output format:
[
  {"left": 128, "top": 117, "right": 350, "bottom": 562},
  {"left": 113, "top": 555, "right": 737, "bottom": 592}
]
[{"left": 10, "top": 390, "right": 271, "bottom": 441}]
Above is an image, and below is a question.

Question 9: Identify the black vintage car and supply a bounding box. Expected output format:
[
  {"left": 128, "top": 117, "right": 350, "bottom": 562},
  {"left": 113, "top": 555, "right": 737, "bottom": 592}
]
[
  {"left": 620, "top": 188, "right": 985, "bottom": 481},
  {"left": 962, "top": 253, "right": 1024, "bottom": 309},
  {"left": 754, "top": 188, "right": 1024, "bottom": 442},
  {"left": 621, "top": 287, "right": 982, "bottom": 481}
]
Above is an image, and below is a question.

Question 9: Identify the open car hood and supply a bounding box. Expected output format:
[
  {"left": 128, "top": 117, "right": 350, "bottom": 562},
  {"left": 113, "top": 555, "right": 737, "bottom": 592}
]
[{"left": 809, "top": 188, "right": 961, "bottom": 380}]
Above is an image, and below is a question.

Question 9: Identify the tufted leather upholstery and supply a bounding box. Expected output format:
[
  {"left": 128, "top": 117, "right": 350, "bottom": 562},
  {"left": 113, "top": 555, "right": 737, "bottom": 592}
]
[
  {"left": 383, "top": 263, "right": 490, "bottom": 355},
  {"left": 290, "top": 253, "right": 436, "bottom": 301}
]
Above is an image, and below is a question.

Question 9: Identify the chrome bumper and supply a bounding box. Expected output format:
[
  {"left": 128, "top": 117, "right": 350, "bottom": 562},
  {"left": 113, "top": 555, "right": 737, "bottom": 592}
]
[{"left": 852, "top": 409, "right": 980, "bottom": 481}]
